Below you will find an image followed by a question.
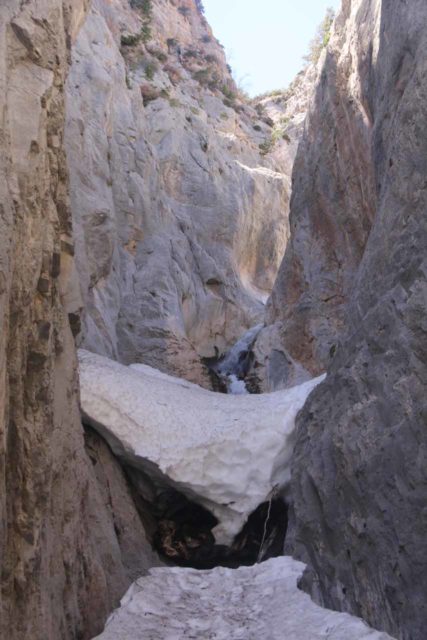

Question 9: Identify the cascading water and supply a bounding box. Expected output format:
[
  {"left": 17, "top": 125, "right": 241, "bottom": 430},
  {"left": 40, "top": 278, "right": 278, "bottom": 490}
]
[{"left": 214, "top": 324, "right": 263, "bottom": 394}]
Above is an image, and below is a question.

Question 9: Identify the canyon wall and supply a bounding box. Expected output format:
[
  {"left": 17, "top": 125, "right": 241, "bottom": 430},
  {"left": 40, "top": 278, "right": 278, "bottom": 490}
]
[
  {"left": 0, "top": 1, "right": 308, "bottom": 636},
  {"left": 66, "top": 0, "right": 298, "bottom": 385},
  {"left": 264, "top": 0, "right": 427, "bottom": 638},
  {"left": 0, "top": 3, "right": 156, "bottom": 639},
  {"left": 2, "top": 0, "right": 425, "bottom": 638}
]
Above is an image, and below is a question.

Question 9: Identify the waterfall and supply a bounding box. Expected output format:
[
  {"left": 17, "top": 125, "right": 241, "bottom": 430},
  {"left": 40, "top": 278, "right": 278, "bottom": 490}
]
[{"left": 214, "top": 324, "right": 263, "bottom": 394}]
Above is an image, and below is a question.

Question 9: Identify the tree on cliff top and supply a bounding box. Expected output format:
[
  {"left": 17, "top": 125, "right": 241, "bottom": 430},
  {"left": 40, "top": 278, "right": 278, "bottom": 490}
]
[
  {"left": 304, "top": 7, "right": 335, "bottom": 65},
  {"left": 195, "top": 0, "right": 205, "bottom": 14}
]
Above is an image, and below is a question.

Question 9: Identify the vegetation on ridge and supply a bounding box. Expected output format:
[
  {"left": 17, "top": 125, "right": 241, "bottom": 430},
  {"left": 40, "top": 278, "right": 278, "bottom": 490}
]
[
  {"left": 304, "top": 7, "right": 335, "bottom": 64},
  {"left": 122, "top": 0, "right": 153, "bottom": 46}
]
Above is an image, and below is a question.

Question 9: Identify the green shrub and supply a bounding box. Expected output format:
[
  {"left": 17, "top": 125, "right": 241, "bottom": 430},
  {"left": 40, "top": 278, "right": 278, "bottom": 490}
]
[
  {"left": 253, "top": 88, "right": 283, "bottom": 101},
  {"left": 304, "top": 7, "right": 335, "bottom": 64},
  {"left": 271, "top": 127, "right": 283, "bottom": 144},
  {"left": 220, "top": 112, "right": 228, "bottom": 120},
  {"left": 221, "top": 85, "right": 236, "bottom": 101},
  {"left": 167, "top": 38, "right": 178, "bottom": 49},
  {"left": 130, "top": 0, "right": 152, "bottom": 16},
  {"left": 141, "top": 22, "right": 152, "bottom": 42},
  {"left": 205, "top": 54, "right": 218, "bottom": 64},
  {"left": 191, "top": 106, "right": 200, "bottom": 115},
  {"left": 192, "top": 66, "right": 221, "bottom": 90},
  {"left": 260, "top": 89, "right": 283, "bottom": 100},
  {"left": 259, "top": 122, "right": 291, "bottom": 154},
  {"left": 144, "top": 61, "right": 158, "bottom": 80},
  {"left": 121, "top": 16, "right": 152, "bottom": 47},
  {"left": 193, "top": 68, "right": 211, "bottom": 84},
  {"left": 128, "top": 0, "right": 152, "bottom": 44},
  {"left": 169, "top": 98, "right": 181, "bottom": 107},
  {"left": 121, "top": 33, "right": 141, "bottom": 47}
]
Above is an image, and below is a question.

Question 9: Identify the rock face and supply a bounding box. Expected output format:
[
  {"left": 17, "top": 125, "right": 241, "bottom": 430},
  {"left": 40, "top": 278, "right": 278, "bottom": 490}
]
[
  {"left": 247, "top": 63, "right": 335, "bottom": 392},
  {"left": 65, "top": 0, "right": 299, "bottom": 386},
  {"left": 0, "top": 3, "right": 156, "bottom": 639},
  {"left": 2, "top": 0, "right": 425, "bottom": 638},
  {"left": 262, "top": 1, "right": 427, "bottom": 638}
]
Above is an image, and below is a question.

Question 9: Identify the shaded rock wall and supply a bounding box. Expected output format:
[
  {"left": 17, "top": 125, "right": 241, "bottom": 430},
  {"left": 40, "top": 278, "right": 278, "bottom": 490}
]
[
  {"left": 0, "top": 3, "right": 156, "bottom": 639},
  {"left": 66, "top": 0, "right": 300, "bottom": 386},
  {"left": 269, "top": 0, "right": 427, "bottom": 638},
  {"left": 248, "top": 1, "right": 379, "bottom": 392}
]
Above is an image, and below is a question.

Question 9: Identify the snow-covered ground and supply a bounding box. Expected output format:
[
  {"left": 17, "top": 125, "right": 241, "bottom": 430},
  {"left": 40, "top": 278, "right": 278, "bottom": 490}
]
[
  {"left": 81, "top": 350, "right": 397, "bottom": 640},
  {"left": 78, "top": 349, "right": 324, "bottom": 544},
  {"left": 93, "top": 556, "right": 395, "bottom": 640}
]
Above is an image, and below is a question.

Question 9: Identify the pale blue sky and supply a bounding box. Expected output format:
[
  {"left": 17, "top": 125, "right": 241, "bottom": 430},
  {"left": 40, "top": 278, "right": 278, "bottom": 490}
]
[{"left": 203, "top": 0, "right": 341, "bottom": 96}]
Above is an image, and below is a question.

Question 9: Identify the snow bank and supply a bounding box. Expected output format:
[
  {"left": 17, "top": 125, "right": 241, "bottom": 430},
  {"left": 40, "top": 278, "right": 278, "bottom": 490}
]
[
  {"left": 93, "top": 556, "right": 395, "bottom": 640},
  {"left": 78, "top": 349, "right": 324, "bottom": 544}
]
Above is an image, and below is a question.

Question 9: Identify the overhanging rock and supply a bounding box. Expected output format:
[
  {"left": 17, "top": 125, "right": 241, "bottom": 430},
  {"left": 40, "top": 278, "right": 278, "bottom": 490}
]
[{"left": 78, "top": 349, "right": 324, "bottom": 546}]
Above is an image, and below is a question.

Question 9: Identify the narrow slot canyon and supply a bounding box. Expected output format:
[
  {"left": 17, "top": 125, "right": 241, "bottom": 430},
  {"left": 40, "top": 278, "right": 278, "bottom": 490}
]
[{"left": 0, "top": 0, "right": 426, "bottom": 639}]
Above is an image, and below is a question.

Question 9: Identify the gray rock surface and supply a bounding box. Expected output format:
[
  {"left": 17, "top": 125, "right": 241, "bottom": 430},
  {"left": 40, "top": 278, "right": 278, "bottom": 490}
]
[
  {"left": 0, "top": 3, "right": 157, "bottom": 638},
  {"left": 265, "top": 1, "right": 427, "bottom": 638},
  {"left": 66, "top": 0, "right": 304, "bottom": 386},
  {"left": 247, "top": 59, "right": 338, "bottom": 393}
]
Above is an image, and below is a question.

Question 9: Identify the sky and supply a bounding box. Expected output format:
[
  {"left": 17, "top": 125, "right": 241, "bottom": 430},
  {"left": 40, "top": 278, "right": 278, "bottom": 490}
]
[{"left": 203, "top": 0, "right": 341, "bottom": 97}]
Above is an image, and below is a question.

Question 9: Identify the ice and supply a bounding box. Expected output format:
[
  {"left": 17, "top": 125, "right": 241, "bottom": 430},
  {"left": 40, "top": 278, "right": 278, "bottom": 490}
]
[
  {"left": 227, "top": 374, "right": 249, "bottom": 395},
  {"left": 216, "top": 324, "right": 263, "bottom": 377},
  {"left": 78, "top": 349, "right": 324, "bottom": 545},
  {"left": 214, "top": 323, "right": 263, "bottom": 394},
  {"left": 93, "top": 556, "right": 395, "bottom": 640}
]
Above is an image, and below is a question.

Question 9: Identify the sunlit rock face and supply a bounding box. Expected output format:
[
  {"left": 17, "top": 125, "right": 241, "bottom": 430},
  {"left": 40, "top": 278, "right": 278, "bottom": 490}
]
[
  {"left": 259, "top": 0, "right": 427, "bottom": 637},
  {"left": 65, "top": 0, "right": 308, "bottom": 387}
]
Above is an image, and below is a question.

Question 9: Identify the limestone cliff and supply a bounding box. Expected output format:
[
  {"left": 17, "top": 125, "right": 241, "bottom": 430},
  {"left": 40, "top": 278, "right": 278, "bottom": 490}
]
[
  {"left": 264, "top": 1, "right": 376, "bottom": 380},
  {"left": 66, "top": 0, "right": 296, "bottom": 386},
  {"left": 259, "top": 0, "right": 427, "bottom": 637},
  {"left": 0, "top": 3, "right": 156, "bottom": 639},
  {"left": 2, "top": 0, "right": 425, "bottom": 638}
]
